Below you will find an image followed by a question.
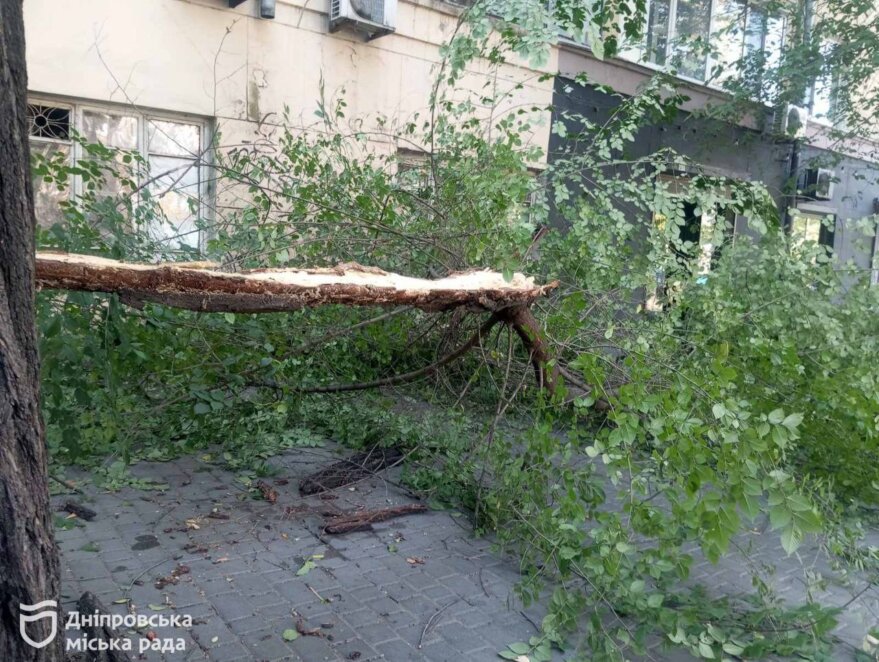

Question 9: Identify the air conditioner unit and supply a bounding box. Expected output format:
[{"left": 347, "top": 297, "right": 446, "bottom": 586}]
[
  {"left": 801, "top": 167, "right": 835, "bottom": 201},
  {"left": 329, "top": 0, "right": 395, "bottom": 39},
  {"left": 777, "top": 104, "right": 808, "bottom": 139}
]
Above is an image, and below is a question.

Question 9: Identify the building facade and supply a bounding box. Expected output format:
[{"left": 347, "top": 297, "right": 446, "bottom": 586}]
[
  {"left": 23, "top": 0, "right": 555, "bottom": 246},
  {"left": 552, "top": 0, "right": 879, "bottom": 283},
  {"left": 23, "top": 0, "right": 879, "bottom": 279}
]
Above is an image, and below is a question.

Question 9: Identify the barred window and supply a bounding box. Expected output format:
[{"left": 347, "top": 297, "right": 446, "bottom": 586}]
[{"left": 28, "top": 98, "right": 208, "bottom": 249}]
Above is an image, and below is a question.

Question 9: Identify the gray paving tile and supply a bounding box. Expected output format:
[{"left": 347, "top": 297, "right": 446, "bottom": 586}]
[{"left": 53, "top": 440, "right": 879, "bottom": 662}]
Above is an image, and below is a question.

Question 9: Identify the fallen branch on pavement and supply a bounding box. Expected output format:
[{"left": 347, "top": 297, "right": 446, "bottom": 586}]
[
  {"left": 299, "top": 447, "right": 404, "bottom": 495},
  {"left": 323, "top": 503, "right": 428, "bottom": 534}
]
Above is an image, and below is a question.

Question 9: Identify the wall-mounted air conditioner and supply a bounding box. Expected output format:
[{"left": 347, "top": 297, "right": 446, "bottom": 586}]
[
  {"left": 777, "top": 104, "right": 808, "bottom": 139},
  {"left": 801, "top": 168, "right": 835, "bottom": 201},
  {"left": 330, "top": 0, "right": 396, "bottom": 39}
]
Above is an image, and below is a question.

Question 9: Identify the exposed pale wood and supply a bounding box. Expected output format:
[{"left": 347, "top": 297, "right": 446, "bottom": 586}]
[{"left": 35, "top": 252, "right": 558, "bottom": 313}]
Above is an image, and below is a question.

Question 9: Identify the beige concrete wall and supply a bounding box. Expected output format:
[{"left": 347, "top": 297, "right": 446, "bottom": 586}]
[{"left": 24, "top": 0, "right": 555, "bottom": 154}]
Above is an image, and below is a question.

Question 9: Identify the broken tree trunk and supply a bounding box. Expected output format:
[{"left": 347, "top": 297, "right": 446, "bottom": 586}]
[
  {"left": 34, "top": 252, "right": 567, "bottom": 397},
  {"left": 34, "top": 252, "right": 557, "bottom": 313}
]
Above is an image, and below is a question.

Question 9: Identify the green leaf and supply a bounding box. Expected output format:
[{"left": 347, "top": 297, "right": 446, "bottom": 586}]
[
  {"left": 559, "top": 546, "right": 578, "bottom": 560},
  {"left": 282, "top": 628, "right": 299, "bottom": 641},
  {"left": 722, "top": 641, "right": 745, "bottom": 655},
  {"left": 698, "top": 641, "right": 715, "bottom": 658},
  {"left": 781, "top": 412, "right": 803, "bottom": 430},
  {"left": 194, "top": 402, "right": 211, "bottom": 415},
  {"left": 296, "top": 559, "right": 316, "bottom": 576},
  {"left": 787, "top": 493, "right": 812, "bottom": 512},
  {"left": 507, "top": 642, "right": 530, "bottom": 655},
  {"left": 768, "top": 408, "right": 785, "bottom": 424},
  {"left": 780, "top": 525, "right": 803, "bottom": 554},
  {"left": 769, "top": 505, "right": 791, "bottom": 529},
  {"left": 589, "top": 31, "right": 606, "bottom": 60}
]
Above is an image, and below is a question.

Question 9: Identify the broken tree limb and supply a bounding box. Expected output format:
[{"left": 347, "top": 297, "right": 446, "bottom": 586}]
[
  {"left": 34, "top": 252, "right": 558, "bottom": 313},
  {"left": 557, "top": 364, "right": 613, "bottom": 412},
  {"left": 323, "top": 503, "right": 428, "bottom": 534},
  {"left": 496, "top": 306, "right": 559, "bottom": 394},
  {"left": 35, "top": 252, "right": 573, "bottom": 397}
]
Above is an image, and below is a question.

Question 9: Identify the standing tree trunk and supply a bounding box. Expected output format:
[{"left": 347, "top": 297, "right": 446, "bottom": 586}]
[{"left": 0, "top": 0, "right": 64, "bottom": 659}]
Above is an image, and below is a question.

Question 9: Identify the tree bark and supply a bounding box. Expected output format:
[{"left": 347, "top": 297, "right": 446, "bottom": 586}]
[
  {"left": 323, "top": 504, "right": 428, "bottom": 534},
  {"left": 0, "top": 0, "right": 64, "bottom": 659},
  {"left": 496, "top": 306, "right": 559, "bottom": 394},
  {"left": 35, "top": 252, "right": 558, "bottom": 313}
]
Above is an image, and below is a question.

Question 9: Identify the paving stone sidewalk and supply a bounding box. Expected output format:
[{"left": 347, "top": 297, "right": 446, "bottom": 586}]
[
  {"left": 55, "top": 443, "right": 546, "bottom": 661},
  {"left": 53, "top": 441, "right": 879, "bottom": 661}
]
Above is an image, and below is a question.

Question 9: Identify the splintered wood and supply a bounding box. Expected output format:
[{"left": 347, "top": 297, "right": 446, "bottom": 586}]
[{"left": 35, "top": 252, "right": 558, "bottom": 313}]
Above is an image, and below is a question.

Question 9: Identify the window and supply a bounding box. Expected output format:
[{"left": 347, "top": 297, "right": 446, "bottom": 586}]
[
  {"left": 624, "top": 0, "right": 715, "bottom": 80},
  {"left": 28, "top": 99, "right": 208, "bottom": 249},
  {"left": 28, "top": 103, "right": 73, "bottom": 228},
  {"left": 620, "top": 0, "right": 786, "bottom": 85},
  {"left": 711, "top": 1, "right": 784, "bottom": 87},
  {"left": 645, "top": 174, "right": 736, "bottom": 310},
  {"left": 396, "top": 149, "right": 434, "bottom": 199},
  {"left": 809, "top": 42, "right": 838, "bottom": 124},
  {"left": 672, "top": 0, "right": 712, "bottom": 79},
  {"left": 789, "top": 208, "right": 835, "bottom": 257}
]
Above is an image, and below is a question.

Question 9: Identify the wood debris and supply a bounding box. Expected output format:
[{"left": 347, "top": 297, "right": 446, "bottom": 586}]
[
  {"left": 256, "top": 480, "right": 278, "bottom": 504},
  {"left": 323, "top": 503, "right": 428, "bottom": 534},
  {"left": 299, "top": 447, "right": 402, "bottom": 496}
]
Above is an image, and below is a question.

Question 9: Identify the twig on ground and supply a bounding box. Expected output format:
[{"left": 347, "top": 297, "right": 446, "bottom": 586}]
[
  {"left": 51, "top": 473, "right": 84, "bottom": 494},
  {"left": 418, "top": 598, "right": 461, "bottom": 649}
]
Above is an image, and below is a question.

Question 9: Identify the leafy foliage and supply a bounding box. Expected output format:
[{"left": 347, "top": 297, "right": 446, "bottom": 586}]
[{"left": 32, "top": 3, "right": 879, "bottom": 659}]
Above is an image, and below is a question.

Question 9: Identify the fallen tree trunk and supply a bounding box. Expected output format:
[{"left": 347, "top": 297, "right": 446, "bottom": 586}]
[
  {"left": 35, "top": 252, "right": 571, "bottom": 398},
  {"left": 35, "top": 252, "right": 557, "bottom": 313}
]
